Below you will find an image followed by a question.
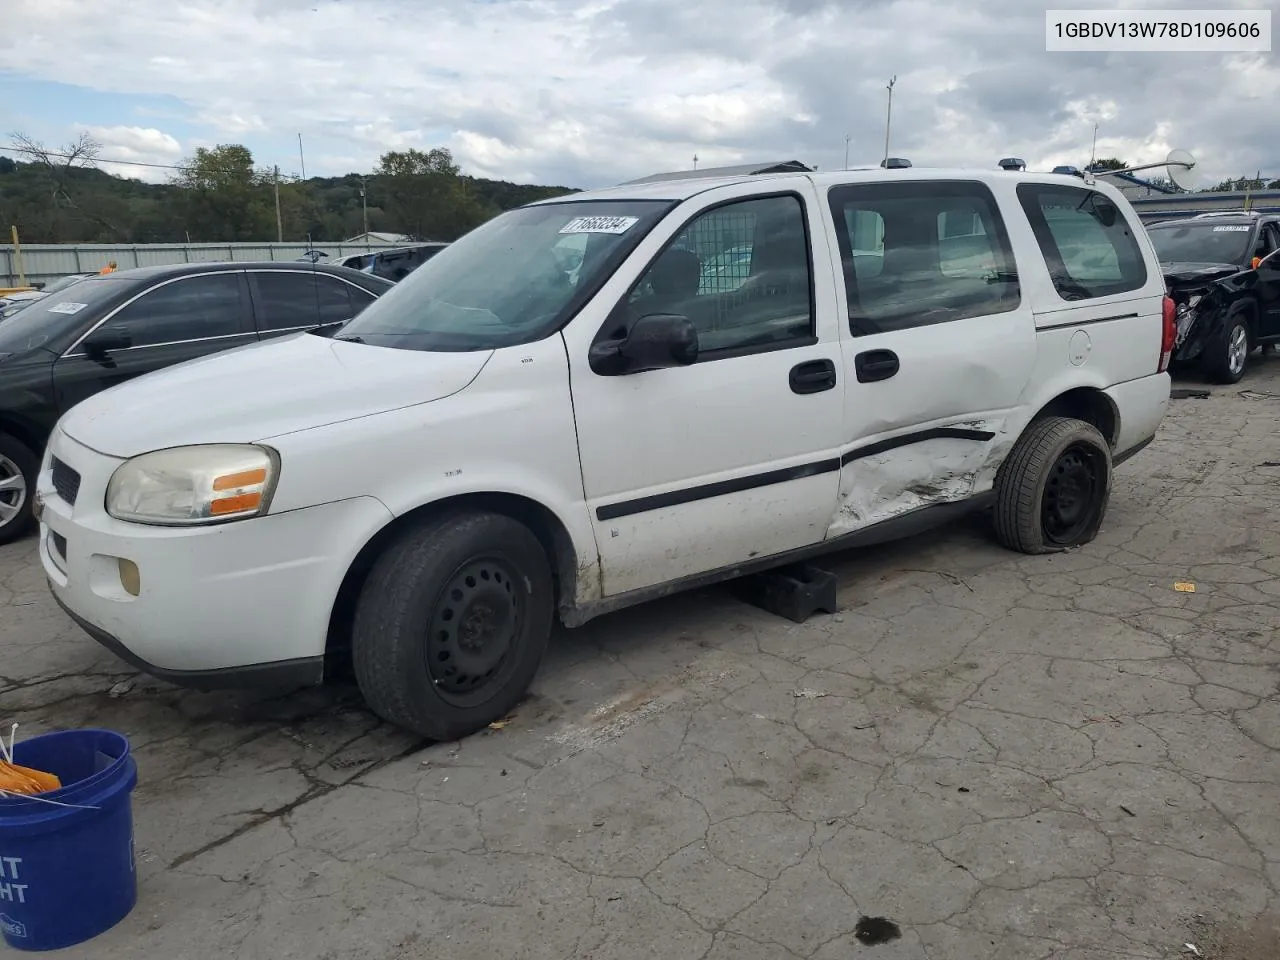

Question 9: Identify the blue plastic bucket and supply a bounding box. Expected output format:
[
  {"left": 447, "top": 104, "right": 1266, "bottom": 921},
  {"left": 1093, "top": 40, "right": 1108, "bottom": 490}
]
[{"left": 0, "top": 729, "right": 138, "bottom": 952}]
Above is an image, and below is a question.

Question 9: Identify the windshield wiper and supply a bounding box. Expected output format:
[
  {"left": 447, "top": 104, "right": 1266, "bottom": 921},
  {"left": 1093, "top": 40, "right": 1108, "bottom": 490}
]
[{"left": 334, "top": 334, "right": 365, "bottom": 343}]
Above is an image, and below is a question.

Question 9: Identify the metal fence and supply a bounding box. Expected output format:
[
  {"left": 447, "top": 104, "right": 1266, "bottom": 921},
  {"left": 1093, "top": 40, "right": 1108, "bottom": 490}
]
[{"left": 0, "top": 241, "right": 414, "bottom": 288}]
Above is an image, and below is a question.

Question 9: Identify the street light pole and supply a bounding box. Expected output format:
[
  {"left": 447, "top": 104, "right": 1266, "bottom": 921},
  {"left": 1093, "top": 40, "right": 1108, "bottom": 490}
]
[
  {"left": 883, "top": 76, "right": 896, "bottom": 165},
  {"left": 360, "top": 176, "right": 369, "bottom": 237},
  {"left": 844, "top": 134, "right": 851, "bottom": 170}
]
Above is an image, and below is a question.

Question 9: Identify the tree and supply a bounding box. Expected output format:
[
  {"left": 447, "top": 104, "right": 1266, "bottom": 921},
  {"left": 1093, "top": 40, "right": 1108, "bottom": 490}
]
[
  {"left": 1088, "top": 157, "right": 1128, "bottom": 172},
  {"left": 6, "top": 131, "right": 124, "bottom": 240},
  {"left": 374, "top": 147, "right": 488, "bottom": 241},
  {"left": 172, "top": 144, "right": 274, "bottom": 240},
  {"left": 1201, "top": 176, "right": 1266, "bottom": 193}
]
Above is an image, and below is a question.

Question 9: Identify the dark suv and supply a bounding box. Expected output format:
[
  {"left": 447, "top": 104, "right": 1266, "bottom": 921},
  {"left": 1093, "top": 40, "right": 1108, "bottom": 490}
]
[
  {"left": 1146, "top": 212, "right": 1280, "bottom": 383},
  {"left": 0, "top": 261, "right": 393, "bottom": 543}
]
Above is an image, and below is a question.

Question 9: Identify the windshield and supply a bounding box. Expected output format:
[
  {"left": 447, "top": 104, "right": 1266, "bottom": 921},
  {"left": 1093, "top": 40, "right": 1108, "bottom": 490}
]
[
  {"left": 38, "top": 274, "right": 90, "bottom": 295},
  {"left": 335, "top": 199, "right": 673, "bottom": 351},
  {"left": 0, "top": 276, "right": 132, "bottom": 356},
  {"left": 1147, "top": 222, "right": 1254, "bottom": 265}
]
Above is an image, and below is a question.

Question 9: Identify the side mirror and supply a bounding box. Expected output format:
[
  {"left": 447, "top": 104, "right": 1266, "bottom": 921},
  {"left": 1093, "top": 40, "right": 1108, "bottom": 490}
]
[
  {"left": 82, "top": 325, "right": 132, "bottom": 361},
  {"left": 588, "top": 313, "right": 699, "bottom": 375}
]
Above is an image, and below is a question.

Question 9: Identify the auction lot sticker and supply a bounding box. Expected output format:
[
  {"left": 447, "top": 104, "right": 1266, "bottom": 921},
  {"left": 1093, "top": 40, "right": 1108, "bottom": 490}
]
[{"left": 560, "top": 216, "right": 640, "bottom": 235}]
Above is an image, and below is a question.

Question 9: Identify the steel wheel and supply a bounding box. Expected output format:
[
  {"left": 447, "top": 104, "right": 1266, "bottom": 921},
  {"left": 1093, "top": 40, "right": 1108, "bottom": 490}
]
[
  {"left": 1227, "top": 323, "right": 1249, "bottom": 377},
  {"left": 425, "top": 557, "right": 525, "bottom": 709},
  {"left": 1041, "top": 442, "right": 1105, "bottom": 546},
  {"left": 0, "top": 453, "right": 27, "bottom": 529}
]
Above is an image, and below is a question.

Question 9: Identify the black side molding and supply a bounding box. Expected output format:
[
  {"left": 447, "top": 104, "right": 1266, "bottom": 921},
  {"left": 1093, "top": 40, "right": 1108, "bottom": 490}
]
[
  {"left": 1038, "top": 312, "right": 1139, "bottom": 332},
  {"left": 595, "top": 425, "right": 997, "bottom": 521}
]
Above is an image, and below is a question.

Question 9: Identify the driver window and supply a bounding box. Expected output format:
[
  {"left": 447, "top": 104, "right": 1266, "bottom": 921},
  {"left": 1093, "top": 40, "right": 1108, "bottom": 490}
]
[
  {"left": 621, "top": 195, "right": 814, "bottom": 355},
  {"left": 1256, "top": 226, "right": 1279, "bottom": 260}
]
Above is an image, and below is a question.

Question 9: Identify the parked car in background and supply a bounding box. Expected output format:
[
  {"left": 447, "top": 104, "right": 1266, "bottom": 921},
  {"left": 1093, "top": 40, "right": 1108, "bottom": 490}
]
[
  {"left": 0, "top": 261, "right": 393, "bottom": 543},
  {"left": 35, "top": 163, "right": 1172, "bottom": 742},
  {"left": 1146, "top": 211, "right": 1280, "bottom": 382},
  {"left": 0, "top": 274, "right": 96, "bottom": 320},
  {"left": 331, "top": 243, "right": 449, "bottom": 281}
]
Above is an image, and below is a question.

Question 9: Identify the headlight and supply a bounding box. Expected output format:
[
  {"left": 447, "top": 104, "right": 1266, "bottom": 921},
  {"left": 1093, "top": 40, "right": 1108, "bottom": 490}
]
[{"left": 106, "top": 444, "right": 279, "bottom": 525}]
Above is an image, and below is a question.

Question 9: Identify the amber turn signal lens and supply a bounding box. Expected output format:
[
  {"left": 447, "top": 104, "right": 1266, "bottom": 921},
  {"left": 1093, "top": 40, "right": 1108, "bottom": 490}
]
[
  {"left": 212, "top": 468, "right": 268, "bottom": 491},
  {"left": 210, "top": 493, "right": 263, "bottom": 515}
]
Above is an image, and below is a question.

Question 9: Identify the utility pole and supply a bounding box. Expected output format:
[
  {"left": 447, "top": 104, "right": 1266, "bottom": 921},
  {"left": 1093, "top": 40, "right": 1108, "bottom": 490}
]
[
  {"left": 844, "top": 135, "right": 851, "bottom": 170},
  {"left": 360, "top": 176, "right": 369, "bottom": 238},
  {"left": 298, "top": 134, "right": 306, "bottom": 181},
  {"left": 882, "top": 76, "right": 896, "bottom": 165},
  {"left": 273, "top": 165, "right": 283, "bottom": 242},
  {"left": 692, "top": 154, "right": 698, "bottom": 170}
]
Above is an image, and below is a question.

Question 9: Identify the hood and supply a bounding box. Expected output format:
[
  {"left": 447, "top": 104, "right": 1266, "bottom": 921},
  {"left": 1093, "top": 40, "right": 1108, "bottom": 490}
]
[
  {"left": 1161, "top": 261, "right": 1241, "bottom": 287},
  {"left": 59, "top": 332, "right": 492, "bottom": 458}
]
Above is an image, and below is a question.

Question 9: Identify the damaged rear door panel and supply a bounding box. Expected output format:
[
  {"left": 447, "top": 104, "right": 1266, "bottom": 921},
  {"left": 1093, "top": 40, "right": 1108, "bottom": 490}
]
[{"left": 821, "top": 178, "right": 1037, "bottom": 535}]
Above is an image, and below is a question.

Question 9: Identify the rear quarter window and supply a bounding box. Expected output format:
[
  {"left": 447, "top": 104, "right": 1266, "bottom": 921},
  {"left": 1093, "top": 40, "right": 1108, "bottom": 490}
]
[{"left": 1016, "top": 183, "right": 1147, "bottom": 301}]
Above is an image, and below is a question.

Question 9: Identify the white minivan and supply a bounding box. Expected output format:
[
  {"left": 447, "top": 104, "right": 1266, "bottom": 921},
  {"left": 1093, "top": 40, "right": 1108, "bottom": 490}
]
[{"left": 35, "top": 163, "right": 1174, "bottom": 740}]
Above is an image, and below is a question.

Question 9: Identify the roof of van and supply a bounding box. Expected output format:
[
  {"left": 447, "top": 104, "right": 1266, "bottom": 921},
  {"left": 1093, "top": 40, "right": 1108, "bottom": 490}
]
[{"left": 529, "top": 167, "right": 1131, "bottom": 205}]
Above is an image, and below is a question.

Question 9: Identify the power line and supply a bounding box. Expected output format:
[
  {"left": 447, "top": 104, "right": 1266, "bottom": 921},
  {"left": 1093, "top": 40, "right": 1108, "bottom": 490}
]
[{"left": 0, "top": 145, "right": 305, "bottom": 180}]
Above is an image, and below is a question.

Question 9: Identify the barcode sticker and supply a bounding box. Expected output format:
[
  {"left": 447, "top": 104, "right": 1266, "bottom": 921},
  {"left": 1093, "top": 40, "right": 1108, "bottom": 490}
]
[{"left": 560, "top": 216, "right": 639, "bottom": 235}]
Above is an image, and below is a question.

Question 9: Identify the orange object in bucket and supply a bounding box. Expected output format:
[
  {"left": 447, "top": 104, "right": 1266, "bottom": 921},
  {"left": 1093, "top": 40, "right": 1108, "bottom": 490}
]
[{"left": 0, "top": 759, "right": 62, "bottom": 795}]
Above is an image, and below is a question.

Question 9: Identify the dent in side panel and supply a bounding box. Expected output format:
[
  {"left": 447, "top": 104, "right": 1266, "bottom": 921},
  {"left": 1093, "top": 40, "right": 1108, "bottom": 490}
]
[{"left": 828, "top": 429, "right": 1000, "bottom": 537}]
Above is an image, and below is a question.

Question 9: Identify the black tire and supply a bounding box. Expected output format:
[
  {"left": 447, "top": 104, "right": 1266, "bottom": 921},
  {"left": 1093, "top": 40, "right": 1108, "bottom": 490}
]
[
  {"left": 0, "top": 433, "right": 37, "bottom": 546},
  {"left": 352, "top": 511, "right": 554, "bottom": 741},
  {"left": 993, "top": 416, "right": 1112, "bottom": 555},
  {"left": 1202, "top": 308, "right": 1252, "bottom": 384}
]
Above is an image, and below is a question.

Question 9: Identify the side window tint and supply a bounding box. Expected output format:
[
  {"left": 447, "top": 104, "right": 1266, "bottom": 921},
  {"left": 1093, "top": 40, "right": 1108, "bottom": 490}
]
[
  {"left": 251, "top": 273, "right": 324, "bottom": 331},
  {"left": 347, "top": 284, "right": 378, "bottom": 312},
  {"left": 108, "top": 274, "right": 244, "bottom": 347},
  {"left": 314, "top": 277, "right": 354, "bottom": 324},
  {"left": 828, "top": 181, "right": 1020, "bottom": 336},
  {"left": 1016, "top": 184, "right": 1147, "bottom": 300},
  {"left": 622, "top": 195, "right": 813, "bottom": 355}
]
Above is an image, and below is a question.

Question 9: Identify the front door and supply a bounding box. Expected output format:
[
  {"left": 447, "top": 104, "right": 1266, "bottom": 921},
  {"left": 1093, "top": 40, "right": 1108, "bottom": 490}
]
[
  {"left": 822, "top": 178, "right": 1037, "bottom": 534},
  {"left": 52, "top": 272, "right": 257, "bottom": 415},
  {"left": 564, "top": 183, "right": 847, "bottom": 597}
]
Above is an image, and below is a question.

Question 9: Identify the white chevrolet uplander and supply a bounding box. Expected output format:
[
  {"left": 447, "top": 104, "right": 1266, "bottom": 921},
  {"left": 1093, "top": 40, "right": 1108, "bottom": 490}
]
[{"left": 36, "top": 162, "right": 1174, "bottom": 740}]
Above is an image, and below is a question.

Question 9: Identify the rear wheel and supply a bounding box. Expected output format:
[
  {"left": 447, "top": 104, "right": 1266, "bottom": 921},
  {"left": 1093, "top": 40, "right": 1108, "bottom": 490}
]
[
  {"left": 993, "top": 417, "right": 1112, "bottom": 555},
  {"left": 0, "top": 433, "right": 37, "bottom": 546},
  {"left": 352, "top": 511, "right": 554, "bottom": 741},
  {"left": 1202, "top": 310, "right": 1251, "bottom": 384}
]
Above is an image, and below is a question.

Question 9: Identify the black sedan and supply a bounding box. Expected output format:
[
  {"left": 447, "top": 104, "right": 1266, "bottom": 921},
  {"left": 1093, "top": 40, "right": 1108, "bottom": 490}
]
[{"left": 0, "top": 260, "right": 393, "bottom": 543}]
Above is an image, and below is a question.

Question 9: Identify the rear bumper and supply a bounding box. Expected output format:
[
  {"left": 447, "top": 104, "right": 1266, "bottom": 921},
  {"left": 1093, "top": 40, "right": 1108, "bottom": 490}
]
[{"left": 1105, "top": 373, "right": 1169, "bottom": 461}]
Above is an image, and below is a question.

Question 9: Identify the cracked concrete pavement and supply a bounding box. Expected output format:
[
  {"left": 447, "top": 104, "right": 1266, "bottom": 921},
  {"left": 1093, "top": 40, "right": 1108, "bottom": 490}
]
[{"left": 1, "top": 359, "right": 1278, "bottom": 959}]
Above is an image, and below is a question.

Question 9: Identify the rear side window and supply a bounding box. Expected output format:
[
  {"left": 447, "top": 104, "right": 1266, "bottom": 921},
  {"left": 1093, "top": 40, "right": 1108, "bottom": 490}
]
[
  {"left": 1017, "top": 184, "right": 1147, "bottom": 300},
  {"left": 827, "top": 180, "right": 1020, "bottom": 336},
  {"left": 251, "top": 272, "right": 355, "bottom": 331}
]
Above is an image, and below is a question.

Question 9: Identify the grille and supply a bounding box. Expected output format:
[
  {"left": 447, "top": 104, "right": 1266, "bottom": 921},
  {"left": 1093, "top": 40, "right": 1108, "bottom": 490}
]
[{"left": 50, "top": 457, "right": 81, "bottom": 506}]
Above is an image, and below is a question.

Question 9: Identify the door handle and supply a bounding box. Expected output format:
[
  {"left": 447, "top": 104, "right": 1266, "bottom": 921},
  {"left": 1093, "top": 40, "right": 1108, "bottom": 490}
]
[
  {"left": 854, "top": 349, "right": 899, "bottom": 383},
  {"left": 789, "top": 359, "right": 837, "bottom": 394}
]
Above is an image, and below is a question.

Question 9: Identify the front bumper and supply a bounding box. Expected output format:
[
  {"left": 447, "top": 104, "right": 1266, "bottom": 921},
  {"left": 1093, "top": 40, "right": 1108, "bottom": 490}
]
[{"left": 38, "top": 429, "right": 393, "bottom": 686}]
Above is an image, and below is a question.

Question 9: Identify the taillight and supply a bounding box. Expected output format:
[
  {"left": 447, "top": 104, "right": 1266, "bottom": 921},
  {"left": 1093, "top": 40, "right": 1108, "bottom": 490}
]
[{"left": 1159, "top": 295, "right": 1176, "bottom": 372}]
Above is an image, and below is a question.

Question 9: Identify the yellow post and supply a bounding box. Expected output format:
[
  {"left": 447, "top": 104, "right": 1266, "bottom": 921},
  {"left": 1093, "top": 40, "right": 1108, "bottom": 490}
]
[{"left": 10, "top": 225, "right": 25, "bottom": 288}]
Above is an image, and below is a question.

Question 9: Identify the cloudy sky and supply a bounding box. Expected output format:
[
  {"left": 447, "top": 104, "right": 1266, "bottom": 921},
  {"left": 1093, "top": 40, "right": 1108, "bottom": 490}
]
[{"left": 0, "top": 0, "right": 1275, "bottom": 190}]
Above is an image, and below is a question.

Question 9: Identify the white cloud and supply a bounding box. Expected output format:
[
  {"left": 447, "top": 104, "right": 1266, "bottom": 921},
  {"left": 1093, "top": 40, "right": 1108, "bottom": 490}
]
[
  {"left": 78, "top": 125, "right": 183, "bottom": 182},
  {"left": 2, "top": 0, "right": 1277, "bottom": 188}
]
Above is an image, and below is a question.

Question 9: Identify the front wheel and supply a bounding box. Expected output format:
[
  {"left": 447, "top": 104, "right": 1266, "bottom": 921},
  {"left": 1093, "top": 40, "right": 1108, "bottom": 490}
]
[
  {"left": 352, "top": 511, "right": 554, "bottom": 741},
  {"left": 0, "top": 433, "right": 37, "bottom": 546},
  {"left": 993, "top": 417, "right": 1113, "bottom": 555},
  {"left": 1202, "top": 312, "right": 1251, "bottom": 384}
]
